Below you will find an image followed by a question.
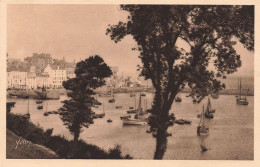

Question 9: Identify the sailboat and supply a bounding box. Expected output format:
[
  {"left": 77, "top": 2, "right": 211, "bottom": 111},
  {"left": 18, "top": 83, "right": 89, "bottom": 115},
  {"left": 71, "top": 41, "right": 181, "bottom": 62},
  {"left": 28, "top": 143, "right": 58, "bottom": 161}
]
[
  {"left": 123, "top": 93, "right": 148, "bottom": 126},
  {"left": 236, "top": 79, "right": 249, "bottom": 105},
  {"left": 23, "top": 98, "right": 30, "bottom": 119},
  {"left": 108, "top": 88, "right": 115, "bottom": 103},
  {"left": 44, "top": 101, "right": 49, "bottom": 116},
  {"left": 197, "top": 105, "right": 209, "bottom": 135},
  {"left": 205, "top": 97, "right": 215, "bottom": 119},
  {"left": 127, "top": 95, "right": 137, "bottom": 114},
  {"left": 175, "top": 93, "right": 182, "bottom": 102}
]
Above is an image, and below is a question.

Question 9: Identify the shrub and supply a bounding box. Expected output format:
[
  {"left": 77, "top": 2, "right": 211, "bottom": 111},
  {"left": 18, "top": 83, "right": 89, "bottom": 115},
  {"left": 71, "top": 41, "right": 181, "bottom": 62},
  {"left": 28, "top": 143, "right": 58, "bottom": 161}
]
[{"left": 7, "top": 113, "right": 132, "bottom": 159}]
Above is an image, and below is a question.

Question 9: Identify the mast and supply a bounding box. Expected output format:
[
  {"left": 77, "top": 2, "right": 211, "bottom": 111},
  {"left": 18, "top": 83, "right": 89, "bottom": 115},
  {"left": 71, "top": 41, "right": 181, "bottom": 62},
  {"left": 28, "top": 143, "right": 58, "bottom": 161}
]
[
  {"left": 27, "top": 98, "right": 29, "bottom": 114},
  {"left": 134, "top": 96, "right": 136, "bottom": 110},
  {"left": 46, "top": 101, "right": 48, "bottom": 112},
  {"left": 103, "top": 101, "right": 105, "bottom": 114},
  {"left": 202, "top": 105, "right": 205, "bottom": 127},
  {"left": 207, "top": 97, "right": 211, "bottom": 111},
  {"left": 137, "top": 93, "right": 142, "bottom": 120},
  {"left": 240, "top": 79, "right": 242, "bottom": 99}
]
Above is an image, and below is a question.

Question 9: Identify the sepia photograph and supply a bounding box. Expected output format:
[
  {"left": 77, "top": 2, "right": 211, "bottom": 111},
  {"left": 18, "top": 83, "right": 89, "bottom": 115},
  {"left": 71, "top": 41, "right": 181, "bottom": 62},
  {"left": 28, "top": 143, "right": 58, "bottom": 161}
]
[{"left": 4, "top": 3, "right": 254, "bottom": 161}]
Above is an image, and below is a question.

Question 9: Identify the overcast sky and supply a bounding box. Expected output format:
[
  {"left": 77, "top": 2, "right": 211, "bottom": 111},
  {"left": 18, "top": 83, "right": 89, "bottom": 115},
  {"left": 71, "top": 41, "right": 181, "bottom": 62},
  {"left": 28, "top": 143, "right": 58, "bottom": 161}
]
[{"left": 7, "top": 5, "right": 254, "bottom": 78}]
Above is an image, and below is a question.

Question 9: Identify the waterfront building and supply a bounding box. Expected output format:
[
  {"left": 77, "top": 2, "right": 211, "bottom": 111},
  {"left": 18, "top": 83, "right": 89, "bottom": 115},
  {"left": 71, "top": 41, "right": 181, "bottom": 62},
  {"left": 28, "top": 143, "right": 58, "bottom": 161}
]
[
  {"left": 44, "top": 64, "right": 67, "bottom": 88},
  {"left": 7, "top": 71, "right": 27, "bottom": 89},
  {"left": 66, "top": 67, "right": 76, "bottom": 79}
]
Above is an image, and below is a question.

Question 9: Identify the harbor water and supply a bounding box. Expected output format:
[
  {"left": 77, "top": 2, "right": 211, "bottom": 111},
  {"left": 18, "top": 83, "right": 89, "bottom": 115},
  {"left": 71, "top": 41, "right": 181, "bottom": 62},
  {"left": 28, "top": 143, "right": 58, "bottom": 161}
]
[{"left": 7, "top": 93, "right": 254, "bottom": 160}]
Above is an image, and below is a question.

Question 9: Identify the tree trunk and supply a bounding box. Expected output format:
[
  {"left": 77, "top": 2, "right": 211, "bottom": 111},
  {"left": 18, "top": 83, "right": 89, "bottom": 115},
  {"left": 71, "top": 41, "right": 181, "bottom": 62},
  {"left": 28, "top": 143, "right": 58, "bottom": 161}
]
[
  {"left": 154, "top": 130, "right": 168, "bottom": 159},
  {"left": 74, "top": 131, "right": 79, "bottom": 142}
]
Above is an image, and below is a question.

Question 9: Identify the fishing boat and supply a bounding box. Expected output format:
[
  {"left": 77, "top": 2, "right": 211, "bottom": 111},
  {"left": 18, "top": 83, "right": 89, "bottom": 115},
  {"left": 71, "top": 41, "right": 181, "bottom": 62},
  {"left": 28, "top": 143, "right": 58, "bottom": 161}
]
[
  {"left": 37, "top": 105, "right": 43, "bottom": 110},
  {"left": 197, "top": 105, "right": 209, "bottom": 136},
  {"left": 127, "top": 110, "right": 137, "bottom": 114},
  {"left": 126, "top": 95, "right": 137, "bottom": 113},
  {"left": 205, "top": 97, "right": 215, "bottom": 119},
  {"left": 200, "top": 145, "right": 209, "bottom": 152},
  {"left": 123, "top": 93, "right": 148, "bottom": 126},
  {"left": 22, "top": 98, "right": 30, "bottom": 119},
  {"left": 36, "top": 100, "right": 43, "bottom": 104},
  {"left": 108, "top": 88, "right": 115, "bottom": 103},
  {"left": 236, "top": 79, "right": 249, "bottom": 105},
  {"left": 174, "top": 119, "right": 192, "bottom": 125},
  {"left": 120, "top": 115, "right": 131, "bottom": 120},
  {"left": 44, "top": 101, "right": 49, "bottom": 116},
  {"left": 94, "top": 94, "right": 102, "bottom": 105},
  {"left": 175, "top": 93, "right": 182, "bottom": 102}
]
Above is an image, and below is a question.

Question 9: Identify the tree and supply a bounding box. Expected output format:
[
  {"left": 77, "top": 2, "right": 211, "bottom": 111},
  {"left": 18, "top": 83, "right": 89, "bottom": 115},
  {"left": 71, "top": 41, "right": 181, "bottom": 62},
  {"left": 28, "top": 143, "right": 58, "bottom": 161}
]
[
  {"left": 106, "top": 5, "right": 254, "bottom": 159},
  {"left": 59, "top": 55, "right": 112, "bottom": 142}
]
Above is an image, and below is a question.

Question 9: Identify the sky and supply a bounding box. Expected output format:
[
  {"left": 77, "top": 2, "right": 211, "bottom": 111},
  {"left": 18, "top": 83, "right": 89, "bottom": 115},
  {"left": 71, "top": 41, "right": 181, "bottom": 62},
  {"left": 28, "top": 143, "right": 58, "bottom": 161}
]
[{"left": 7, "top": 5, "right": 254, "bottom": 78}]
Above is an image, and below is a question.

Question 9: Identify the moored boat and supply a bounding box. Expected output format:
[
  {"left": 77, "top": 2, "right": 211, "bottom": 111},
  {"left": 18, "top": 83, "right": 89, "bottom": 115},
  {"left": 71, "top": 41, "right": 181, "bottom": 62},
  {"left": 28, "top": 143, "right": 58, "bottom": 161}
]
[
  {"left": 37, "top": 105, "right": 43, "bottom": 110},
  {"left": 123, "top": 93, "right": 148, "bottom": 126},
  {"left": 236, "top": 79, "right": 249, "bottom": 105},
  {"left": 197, "top": 105, "right": 209, "bottom": 136},
  {"left": 36, "top": 100, "right": 43, "bottom": 104}
]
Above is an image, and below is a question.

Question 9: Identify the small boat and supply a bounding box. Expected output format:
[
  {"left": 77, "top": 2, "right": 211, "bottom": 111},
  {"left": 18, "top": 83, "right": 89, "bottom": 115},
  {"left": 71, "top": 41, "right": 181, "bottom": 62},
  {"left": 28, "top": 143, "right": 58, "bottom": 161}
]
[
  {"left": 107, "top": 119, "right": 113, "bottom": 122},
  {"left": 98, "top": 113, "right": 105, "bottom": 118},
  {"left": 129, "top": 107, "right": 134, "bottom": 109},
  {"left": 197, "top": 105, "right": 209, "bottom": 136},
  {"left": 109, "top": 99, "right": 115, "bottom": 103},
  {"left": 37, "top": 105, "right": 43, "bottom": 109},
  {"left": 200, "top": 145, "right": 209, "bottom": 152},
  {"left": 141, "top": 93, "right": 146, "bottom": 96},
  {"left": 204, "top": 97, "right": 215, "bottom": 119},
  {"left": 22, "top": 98, "right": 30, "bottom": 119},
  {"left": 92, "top": 114, "right": 99, "bottom": 119},
  {"left": 44, "top": 101, "right": 49, "bottom": 116},
  {"left": 93, "top": 100, "right": 102, "bottom": 105},
  {"left": 108, "top": 89, "right": 115, "bottom": 103},
  {"left": 22, "top": 113, "right": 30, "bottom": 119},
  {"left": 123, "top": 93, "right": 147, "bottom": 126},
  {"left": 36, "top": 100, "right": 43, "bottom": 104},
  {"left": 205, "top": 112, "right": 214, "bottom": 119},
  {"left": 175, "top": 119, "right": 191, "bottom": 125},
  {"left": 175, "top": 94, "right": 182, "bottom": 102},
  {"left": 236, "top": 79, "right": 249, "bottom": 105},
  {"left": 184, "top": 120, "right": 192, "bottom": 124},
  {"left": 120, "top": 115, "right": 131, "bottom": 120},
  {"left": 127, "top": 110, "right": 137, "bottom": 114},
  {"left": 116, "top": 106, "right": 122, "bottom": 109}
]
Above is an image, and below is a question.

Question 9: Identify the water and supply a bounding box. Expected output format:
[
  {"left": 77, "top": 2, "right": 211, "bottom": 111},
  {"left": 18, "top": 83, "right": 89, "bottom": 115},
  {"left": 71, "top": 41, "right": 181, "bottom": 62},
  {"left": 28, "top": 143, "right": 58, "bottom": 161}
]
[{"left": 7, "top": 93, "right": 254, "bottom": 160}]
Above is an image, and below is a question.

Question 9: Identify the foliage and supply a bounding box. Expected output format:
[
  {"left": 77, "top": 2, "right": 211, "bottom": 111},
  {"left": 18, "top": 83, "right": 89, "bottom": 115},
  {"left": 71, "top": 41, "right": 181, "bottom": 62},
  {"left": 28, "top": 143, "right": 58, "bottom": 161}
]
[
  {"left": 59, "top": 55, "right": 112, "bottom": 141},
  {"left": 7, "top": 113, "right": 132, "bottom": 159},
  {"left": 107, "top": 5, "right": 254, "bottom": 159}
]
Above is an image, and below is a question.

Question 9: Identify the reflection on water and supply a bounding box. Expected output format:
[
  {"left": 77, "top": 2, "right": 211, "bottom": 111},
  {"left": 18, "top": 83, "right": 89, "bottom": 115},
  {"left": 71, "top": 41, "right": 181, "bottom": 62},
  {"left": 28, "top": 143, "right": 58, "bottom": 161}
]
[{"left": 7, "top": 93, "right": 254, "bottom": 160}]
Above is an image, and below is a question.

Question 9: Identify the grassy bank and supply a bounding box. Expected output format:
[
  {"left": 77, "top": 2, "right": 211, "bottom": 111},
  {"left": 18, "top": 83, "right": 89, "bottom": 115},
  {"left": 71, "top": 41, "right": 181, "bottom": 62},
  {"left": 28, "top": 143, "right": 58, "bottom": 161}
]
[
  {"left": 7, "top": 113, "right": 132, "bottom": 159},
  {"left": 7, "top": 129, "right": 58, "bottom": 159}
]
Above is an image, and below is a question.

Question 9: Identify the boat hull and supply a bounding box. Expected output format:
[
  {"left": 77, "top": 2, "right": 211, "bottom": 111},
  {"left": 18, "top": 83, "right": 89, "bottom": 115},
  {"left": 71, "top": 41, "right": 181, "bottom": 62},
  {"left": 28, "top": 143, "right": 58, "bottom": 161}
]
[{"left": 123, "top": 119, "right": 147, "bottom": 125}]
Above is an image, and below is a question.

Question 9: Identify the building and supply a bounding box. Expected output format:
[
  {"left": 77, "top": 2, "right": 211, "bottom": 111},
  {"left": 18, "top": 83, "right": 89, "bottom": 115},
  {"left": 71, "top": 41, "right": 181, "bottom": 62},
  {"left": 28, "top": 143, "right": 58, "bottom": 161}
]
[
  {"left": 7, "top": 71, "right": 27, "bottom": 89},
  {"left": 66, "top": 67, "right": 76, "bottom": 79},
  {"left": 44, "top": 64, "right": 67, "bottom": 88}
]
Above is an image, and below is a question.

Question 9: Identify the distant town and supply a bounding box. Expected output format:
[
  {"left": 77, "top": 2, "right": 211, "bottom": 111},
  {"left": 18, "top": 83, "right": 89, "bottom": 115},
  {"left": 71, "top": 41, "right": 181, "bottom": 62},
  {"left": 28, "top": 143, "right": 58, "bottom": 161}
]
[{"left": 7, "top": 53, "right": 150, "bottom": 92}]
